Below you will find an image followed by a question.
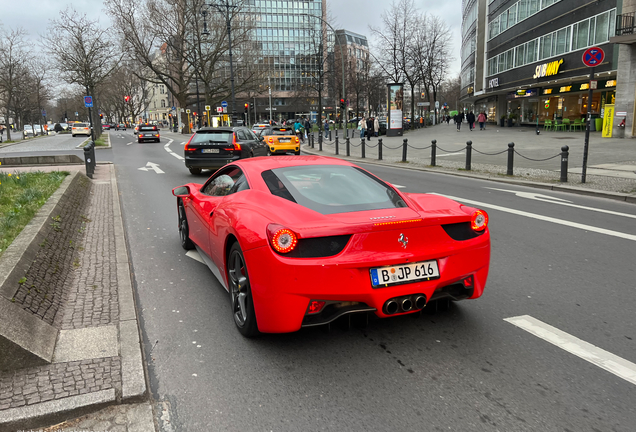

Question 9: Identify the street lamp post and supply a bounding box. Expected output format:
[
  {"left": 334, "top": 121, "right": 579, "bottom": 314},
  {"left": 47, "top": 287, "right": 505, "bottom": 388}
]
[{"left": 202, "top": 1, "right": 238, "bottom": 126}]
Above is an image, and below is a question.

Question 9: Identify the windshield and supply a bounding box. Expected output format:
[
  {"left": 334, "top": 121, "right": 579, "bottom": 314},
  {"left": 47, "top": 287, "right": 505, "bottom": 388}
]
[
  {"left": 262, "top": 165, "right": 407, "bottom": 215},
  {"left": 270, "top": 128, "right": 293, "bottom": 136},
  {"left": 191, "top": 131, "right": 231, "bottom": 144}
]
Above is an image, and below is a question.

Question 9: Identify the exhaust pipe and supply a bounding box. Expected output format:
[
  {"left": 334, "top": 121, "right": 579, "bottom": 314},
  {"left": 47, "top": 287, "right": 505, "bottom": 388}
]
[
  {"left": 401, "top": 298, "right": 413, "bottom": 312},
  {"left": 415, "top": 295, "right": 427, "bottom": 310},
  {"left": 384, "top": 300, "right": 399, "bottom": 315}
]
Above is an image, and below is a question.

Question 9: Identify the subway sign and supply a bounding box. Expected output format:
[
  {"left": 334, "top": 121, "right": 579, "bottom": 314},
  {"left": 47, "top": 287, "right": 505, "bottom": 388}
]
[{"left": 532, "top": 59, "right": 564, "bottom": 79}]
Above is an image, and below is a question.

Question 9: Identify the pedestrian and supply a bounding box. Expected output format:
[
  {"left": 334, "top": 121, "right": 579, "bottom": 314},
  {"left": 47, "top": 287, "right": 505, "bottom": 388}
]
[
  {"left": 374, "top": 117, "right": 380, "bottom": 137},
  {"left": 454, "top": 113, "right": 462, "bottom": 131},
  {"left": 446, "top": 115, "right": 450, "bottom": 125},
  {"left": 467, "top": 111, "right": 475, "bottom": 131},
  {"left": 366, "top": 117, "right": 374, "bottom": 140},
  {"left": 477, "top": 112, "right": 487, "bottom": 130},
  {"left": 324, "top": 119, "right": 329, "bottom": 138},
  {"left": 294, "top": 119, "right": 304, "bottom": 143},
  {"left": 358, "top": 116, "right": 366, "bottom": 139},
  {"left": 304, "top": 117, "right": 311, "bottom": 141}
]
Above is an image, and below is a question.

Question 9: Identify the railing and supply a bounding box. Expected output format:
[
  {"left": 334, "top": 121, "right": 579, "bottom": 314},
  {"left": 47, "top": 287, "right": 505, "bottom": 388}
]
[{"left": 616, "top": 12, "right": 635, "bottom": 36}]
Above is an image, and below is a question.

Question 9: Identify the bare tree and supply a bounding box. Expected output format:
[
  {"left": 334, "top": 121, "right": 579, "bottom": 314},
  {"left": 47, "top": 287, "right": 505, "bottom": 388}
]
[
  {"left": 99, "top": 63, "right": 151, "bottom": 124},
  {"left": 44, "top": 8, "right": 121, "bottom": 139},
  {"left": 0, "top": 28, "right": 29, "bottom": 141}
]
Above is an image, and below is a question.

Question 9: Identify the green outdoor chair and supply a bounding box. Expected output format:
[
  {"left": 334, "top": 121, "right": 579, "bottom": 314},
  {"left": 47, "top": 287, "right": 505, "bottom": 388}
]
[
  {"left": 571, "top": 119, "right": 583, "bottom": 131},
  {"left": 562, "top": 118, "right": 571, "bottom": 131},
  {"left": 543, "top": 120, "right": 553, "bottom": 131},
  {"left": 554, "top": 120, "right": 567, "bottom": 131}
]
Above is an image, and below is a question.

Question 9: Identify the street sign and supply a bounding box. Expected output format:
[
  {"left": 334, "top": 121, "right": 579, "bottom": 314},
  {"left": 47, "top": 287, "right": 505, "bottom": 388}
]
[
  {"left": 590, "top": 80, "right": 598, "bottom": 89},
  {"left": 84, "top": 96, "right": 93, "bottom": 108},
  {"left": 221, "top": 101, "right": 228, "bottom": 108},
  {"left": 223, "top": 115, "right": 228, "bottom": 121},
  {"left": 205, "top": 105, "right": 210, "bottom": 111},
  {"left": 435, "top": 101, "right": 440, "bottom": 108},
  {"left": 172, "top": 106, "right": 176, "bottom": 111},
  {"left": 617, "top": 111, "right": 627, "bottom": 116},
  {"left": 42, "top": 110, "right": 46, "bottom": 117},
  {"left": 582, "top": 47, "right": 604, "bottom": 67},
  {"left": 186, "top": 109, "right": 191, "bottom": 114},
  {"left": 216, "top": 107, "right": 223, "bottom": 113},
  {"left": 223, "top": 107, "right": 227, "bottom": 113},
  {"left": 75, "top": 112, "right": 78, "bottom": 116},
  {"left": 417, "top": 102, "right": 430, "bottom": 107}
]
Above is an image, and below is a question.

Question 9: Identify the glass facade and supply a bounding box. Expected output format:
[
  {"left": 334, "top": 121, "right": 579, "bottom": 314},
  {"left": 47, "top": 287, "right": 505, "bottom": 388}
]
[{"left": 249, "top": 0, "right": 325, "bottom": 93}]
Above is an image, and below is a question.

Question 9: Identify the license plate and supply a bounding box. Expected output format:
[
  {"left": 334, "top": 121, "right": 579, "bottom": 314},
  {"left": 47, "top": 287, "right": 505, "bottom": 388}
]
[
  {"left": 370, "top": 260, "right": 439, "bottom": 288},
  {"left": 279, "top": 138, "right": 290, "bottom": 142},
  {"left": 202, "top": 148, "right": 220, "bottom": 153}
]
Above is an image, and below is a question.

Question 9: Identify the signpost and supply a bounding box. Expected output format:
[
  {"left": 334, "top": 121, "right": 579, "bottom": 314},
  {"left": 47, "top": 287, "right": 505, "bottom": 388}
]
[
  {"left": 205, "top": 105, "right": 211, "bottom": 127},
  {"left": 581, "top": 47, "right": 605, "bottom": 183},
  {"left": 84, "top": 96, "right": 94, "bottom": 141}
]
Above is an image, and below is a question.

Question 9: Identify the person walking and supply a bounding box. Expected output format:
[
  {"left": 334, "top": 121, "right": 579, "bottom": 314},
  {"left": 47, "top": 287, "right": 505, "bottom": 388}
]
[
  {"left": 446, "top": 115, "right": 451, "bottom": 125},
  {"left": 358, "top": 116, "right": 366, "bottom": 139},
  {"left": 454, "top": 113, "right": 462, "bottom": 131},
  {"left": 477, "top": 112, "right": 487, "bottom": 130},
  {"left": 366, "top": 117, "right": 374, "bottom": 140},
  {"left": 374, "top": 117, "right": 380, "bottom": 137},
  {"left": 324, "top": 119, "right": 329, "bottom": 138},
  {"left": 467, "top": 111, "right": 475, "bottom": 131},
  {"left": 304, "top": 118, "right": 311, "bottom": 141}
]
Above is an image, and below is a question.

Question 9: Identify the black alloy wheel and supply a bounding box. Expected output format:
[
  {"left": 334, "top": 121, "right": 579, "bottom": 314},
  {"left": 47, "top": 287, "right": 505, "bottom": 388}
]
[
  {"left": 227, "top": 242, "right": 258, "bottom": 337},
  {"left": 178, "top": 201, "right": 195, "bottom": 250},
  {"left": 188, "top": 167, "right": 202, "bottom": 175}
]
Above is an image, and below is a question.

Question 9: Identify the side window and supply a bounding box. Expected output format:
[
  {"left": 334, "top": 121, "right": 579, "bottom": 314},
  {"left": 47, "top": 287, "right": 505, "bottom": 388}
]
[
  {"left": 249, "top": 129, "right": 260, "bottom": 140},
  {"left": 237, "top": 129, "right": 248, "bottom": 140},
  {"left": 201, "top": 167, "right": 246, "bottom": 197}
]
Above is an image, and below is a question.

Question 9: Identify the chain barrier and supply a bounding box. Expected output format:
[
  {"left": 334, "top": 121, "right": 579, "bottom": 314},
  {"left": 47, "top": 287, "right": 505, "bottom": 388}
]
[
  {"left": 382, "top": 143, "right": 404, "bottom": 150},
  {"left": 514, "top": 150, "right": 561, "bottom": 162},
  {"left": 472, "top": 147, "right": 508, "bottom": 156},
  {"left": 436, "top": 145, "right": 467, "bottom": 153},
  {"left": 406, "top": 144, "right": 432, "bottom": 150},
  {"left": 365, "top": 142, "right": 379, "bottom": 148}
]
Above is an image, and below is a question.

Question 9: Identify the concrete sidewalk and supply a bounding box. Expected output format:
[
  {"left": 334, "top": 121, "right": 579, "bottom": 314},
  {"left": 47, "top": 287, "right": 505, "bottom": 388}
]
[{"left": 0, "top": 164, "right": 153, "bottom": 431}]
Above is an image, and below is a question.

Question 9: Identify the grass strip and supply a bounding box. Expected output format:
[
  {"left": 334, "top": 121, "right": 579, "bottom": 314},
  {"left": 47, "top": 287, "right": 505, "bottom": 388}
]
[{"left": 0, "top": 170, "right": 69, "bottom": 257}]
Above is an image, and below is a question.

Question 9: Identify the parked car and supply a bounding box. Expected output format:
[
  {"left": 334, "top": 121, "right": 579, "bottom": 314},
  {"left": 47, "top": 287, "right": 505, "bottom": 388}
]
[
  {"left": 137, "top": 125, "right": 160, "bottom": 143},
  {"left": 59, "top": 123, "right": 69, "bottom": 131},
  {"left": 260, "top": 127, "right": 300, "bottom": 155},
  {"left": 23, "top": 125, "right": 35, "bottom": 137},
  {"left": 171, "top": 156, "right": 491, "bottom": 336},
  {"left": 184, "top": 126, "right": 267, "bottom": 175},
  {"left": 71, "top": 123, "right": 91, "bottom": 137}
]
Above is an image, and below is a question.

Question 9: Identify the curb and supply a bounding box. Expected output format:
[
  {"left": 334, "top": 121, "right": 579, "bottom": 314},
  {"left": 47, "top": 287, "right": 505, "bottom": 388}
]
[
  {"left": 109, "top": 164, "right": 148, "bottom": 402},
  {"left": 301, "top": 145, "right": 636, "bottom": 204}
]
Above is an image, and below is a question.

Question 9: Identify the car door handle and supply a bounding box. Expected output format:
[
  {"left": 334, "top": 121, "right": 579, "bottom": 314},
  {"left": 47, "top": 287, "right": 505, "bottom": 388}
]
[{"left": 209, "top": 211, "right": 214, "bottom": 217}]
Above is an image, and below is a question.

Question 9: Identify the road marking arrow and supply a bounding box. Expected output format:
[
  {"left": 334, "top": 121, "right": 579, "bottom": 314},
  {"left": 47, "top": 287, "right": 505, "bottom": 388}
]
[{"left": 138, "top": 162, "right": 165, "bottom": 174}]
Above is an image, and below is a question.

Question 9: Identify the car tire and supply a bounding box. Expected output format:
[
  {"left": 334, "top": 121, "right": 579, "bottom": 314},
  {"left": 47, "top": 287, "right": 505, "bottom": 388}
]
[
  {"left": 188, "top": 167, "right": 202, "bottom": 175},
  {"left": 295, "top": 150, "right": 301, "bottom": 155},
  {"left": 177, "top": 201, "right": 195, "bottom": 250},
  {"left": 72, "top": 134, "right": 76, "bottom": 137},
  {"left": 267, "top": 149, "right": 272, "bottom": 156},
  {"left": 157, "top": 139, "right": 161, "bottom": 143},
  {"left": 227, "top": 242, "right": 259, "bottom": 337}
]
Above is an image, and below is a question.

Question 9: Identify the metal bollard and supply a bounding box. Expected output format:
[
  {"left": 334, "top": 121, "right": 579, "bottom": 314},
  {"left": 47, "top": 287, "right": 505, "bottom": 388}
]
[
  {"left": 378, "top": 138, "right": 383, "bottom": 160},
  {"left": 402, "top": 139, "right": 408, "bottom": 162},
  {"left": 560, "top": 145, "right": 569, "bottom": 182},
  {"left": 361, "top": 138, "right": 365, "bottom": 158},
  {"left": 346, "top": 138, "right": 350, "bottom": 156},
  {"left": 329, "top": 129, "right": 332, "bottom": 141},
  {"left": 431, "top": 139, "right": 437, "bottom": 166},
  {"left": 507, "top": 142, "right": 514, "bottom": 176},
  {"left": 83, "top": 141, "right": 94, "bottom": 179},
  {"left": 335, "top": 133, "right": 339, "bottom": 155},
  {"left": 465, "top": 140, "right": 472, "bottom": 171},
  {"left": 319, "top": 134, "right": 323, "bottom": 151}
]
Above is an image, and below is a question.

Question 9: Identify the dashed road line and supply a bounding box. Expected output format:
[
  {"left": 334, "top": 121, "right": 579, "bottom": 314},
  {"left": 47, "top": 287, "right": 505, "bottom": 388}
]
[
  {"left": 505, "top": 315, "right": 636, "bottom": 386},
  {"left": 430, "top": 193, "right": 636, "bottom": 242},
  {"left": 163, "top": 139, "right": 184, "bottom": 160}
]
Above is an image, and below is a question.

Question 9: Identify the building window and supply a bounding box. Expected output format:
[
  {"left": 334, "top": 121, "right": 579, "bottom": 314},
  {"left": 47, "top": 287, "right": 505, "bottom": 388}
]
[
  {"left": 488, "top": 0, "right": 561, "bottom": 40},
  {"left": 161, "top": 100, "right": 166, "bottom": 108}
]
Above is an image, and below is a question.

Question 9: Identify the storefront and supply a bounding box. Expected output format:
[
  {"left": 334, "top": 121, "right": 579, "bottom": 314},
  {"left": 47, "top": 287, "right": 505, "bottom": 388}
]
[
  {"left": 538, "top": 79, "right": 616, "bottom": 123},
  {"left": 506, "top": 89, "right": 539, "bottom": 125},
  {"left": 474, "top": 96, "right": 499, "bottom": 122}
]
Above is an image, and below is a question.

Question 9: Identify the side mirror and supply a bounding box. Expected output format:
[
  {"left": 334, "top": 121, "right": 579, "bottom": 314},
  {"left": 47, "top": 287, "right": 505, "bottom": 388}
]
[
  {"left": 259, "top": 136, "right": 265, "bottom": 142},
  {"left": 172, "top": 186, "right": 190, "bottom": 197}
]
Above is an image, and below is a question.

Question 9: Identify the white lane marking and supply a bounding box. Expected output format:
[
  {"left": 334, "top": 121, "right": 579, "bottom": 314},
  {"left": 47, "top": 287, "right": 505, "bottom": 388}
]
[
  {"left": 392, "top": 184, "right": 406, "bottom": 189},
  {"left": 186, "top": 250, "right": 205, "bottom": 264},
  {"left": 430, "top": 193, "right": 636, "bottom": 242},
  {"left": 164, "top": 139, "right": 184, "bottom": 160},
  {"left": 486, "top": 187, "right": 636, "bottom": 220},
  {"left": 126, "top": 142, "right": 133, "bottom": 146},
  {"left": 137, "top": 162, "right": 165, "bottom": 174},
  {"left": 180, "top": 141, "right": 186, "bottom": 145},
  {"left": 505, "top": 315, "right": 636, "bottom": 386}
]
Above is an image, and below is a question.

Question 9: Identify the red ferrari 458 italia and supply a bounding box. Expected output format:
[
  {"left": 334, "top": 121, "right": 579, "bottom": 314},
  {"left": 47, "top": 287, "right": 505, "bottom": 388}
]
[{"left": 172, "top": 156, "right": 490, "bottom": 337}]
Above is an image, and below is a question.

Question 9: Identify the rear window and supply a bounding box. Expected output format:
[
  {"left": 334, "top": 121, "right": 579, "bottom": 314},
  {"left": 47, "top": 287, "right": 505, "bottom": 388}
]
[
  {"left": 74, "top": 123, "right": 87, "bottom": 128},
  {"left": 139, "top": 126, "right": 157, "bottom": 131},
  {"left": 191, "top": 131, "right": 231, "bottom": 144},
  {"left": 261, "top": 165, "right": 407, "bottom": 215},
  {"left": 271, "top": 128, "right": 293, "bottom": 136}
]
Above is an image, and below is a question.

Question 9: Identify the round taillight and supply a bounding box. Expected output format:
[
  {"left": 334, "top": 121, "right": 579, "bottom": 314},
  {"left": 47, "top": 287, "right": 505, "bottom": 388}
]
[
  {"left": 271, "top": 228, "right": 298, "bottom": 253},
  {"left": 471, "top": 209, "right": 488, "bottom": 231}
]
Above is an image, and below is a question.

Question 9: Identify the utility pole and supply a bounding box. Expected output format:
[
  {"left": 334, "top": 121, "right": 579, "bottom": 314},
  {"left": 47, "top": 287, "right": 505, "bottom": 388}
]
[{"left": 268, "top": 76, "right": 272, "bottom": 123}]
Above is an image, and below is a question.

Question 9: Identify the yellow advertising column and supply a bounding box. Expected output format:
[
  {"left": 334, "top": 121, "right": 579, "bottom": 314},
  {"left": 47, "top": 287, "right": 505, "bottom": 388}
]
[{"left": 602, "top": 104, "right": 614, "bottom": 138}]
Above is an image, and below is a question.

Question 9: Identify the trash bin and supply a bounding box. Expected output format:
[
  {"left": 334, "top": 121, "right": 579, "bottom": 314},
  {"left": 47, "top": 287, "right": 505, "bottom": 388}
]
[{"left": 595, "top": 118, "right": 603, "bottom": 132}]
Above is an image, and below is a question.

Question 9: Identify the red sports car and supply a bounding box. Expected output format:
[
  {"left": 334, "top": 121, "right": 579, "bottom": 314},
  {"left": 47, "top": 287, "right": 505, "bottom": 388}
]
[{"left": 172, "top": 156, "right": 490, "bottom": 337}]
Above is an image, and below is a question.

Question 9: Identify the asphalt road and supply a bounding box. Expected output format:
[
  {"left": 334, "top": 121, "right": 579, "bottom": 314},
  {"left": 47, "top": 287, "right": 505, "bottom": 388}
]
[{"left": 9, "top": 130, "right": 636, "bottom": 431}]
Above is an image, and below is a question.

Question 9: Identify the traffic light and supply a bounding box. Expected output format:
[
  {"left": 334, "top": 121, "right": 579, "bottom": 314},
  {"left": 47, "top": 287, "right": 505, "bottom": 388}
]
[
  {"left": 340, "top": 99, "right": 345, "bottom": 110},
  {"left": 249, "top": 102, "right": 254, "bottom": 109},
  {"left": 124, "top": 95, "right": 130, "bottom": 102},
  {"left": 100, "top": 114, "right": 103, "bottom": 119},
  {"left": 244, "top": 103, "right": 248, "bottom": 113}
]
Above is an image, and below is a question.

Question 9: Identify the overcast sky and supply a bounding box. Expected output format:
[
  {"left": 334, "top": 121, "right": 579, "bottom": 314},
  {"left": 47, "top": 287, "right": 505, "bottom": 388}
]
[{"left": 3, "top": 0, "right": 462, "bottom": 79}]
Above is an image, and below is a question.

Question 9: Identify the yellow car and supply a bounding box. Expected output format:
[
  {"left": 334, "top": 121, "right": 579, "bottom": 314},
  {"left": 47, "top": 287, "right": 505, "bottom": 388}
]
[{"left": 261, "top": 127, "right": 300, "bottom": 155}]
